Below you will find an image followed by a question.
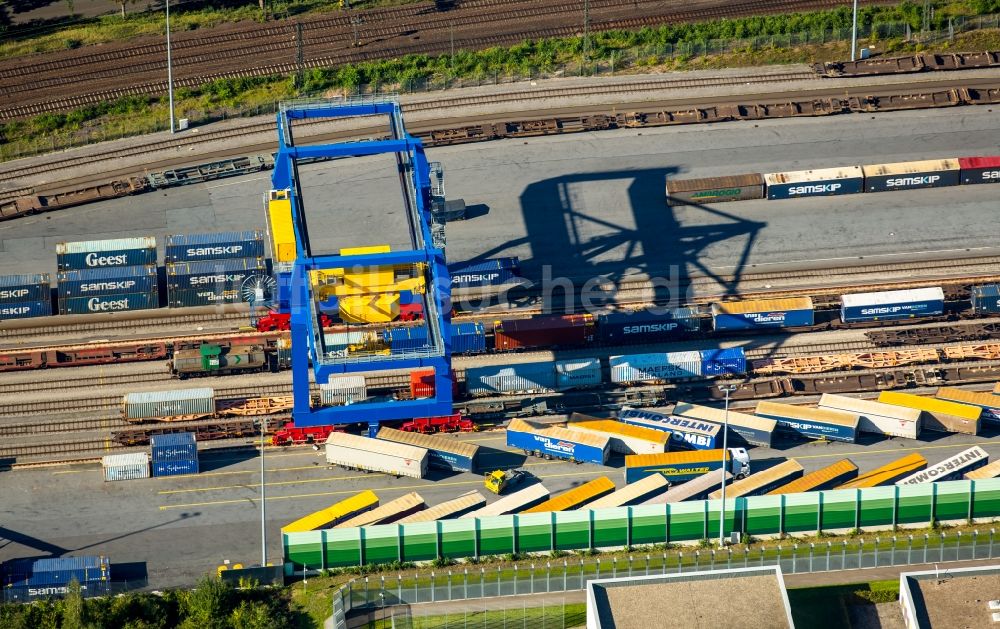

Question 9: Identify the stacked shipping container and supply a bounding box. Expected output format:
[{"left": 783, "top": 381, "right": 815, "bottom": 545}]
[
  {"left": 0, "top": 273, "right": 51, "bottom": 320},
  {"left": 150, "top": 432, "right": 199, "bottom": 477},
  {"left": 56, "top": 238, "right": 158, "bottom": 314},
  {"left": 164, "top": 231, "right": 267, "bottom": 307},
  {"left": 1, "top": 556, "right": 111, "bottom": 602}
]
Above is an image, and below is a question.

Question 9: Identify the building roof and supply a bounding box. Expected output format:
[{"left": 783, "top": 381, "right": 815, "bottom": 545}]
[
  {"left": 586, "top": 566, "right": 793, "bottom": 629},
  {"left": 899, "top": 564, "right": 1000, "bottom": 629}
]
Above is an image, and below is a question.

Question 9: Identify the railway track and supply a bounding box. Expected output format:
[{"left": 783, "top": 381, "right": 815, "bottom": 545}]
[
  {"left": 0, "top": 0, "right": 894, "bottom": 119},
  {"left": 0, "top": 310, "right": 250, "bottom": 341}
]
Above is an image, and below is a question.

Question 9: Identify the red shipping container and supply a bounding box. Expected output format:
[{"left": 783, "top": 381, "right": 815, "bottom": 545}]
[
  {"left": 493, "top": 314, "right": 594, "bottom": 350},
  {"left": 409, "top": 369, "right": 459, "bottom": 398},
  {"left": 958, "top": 156, "right": 1000, "bottom": 184}
]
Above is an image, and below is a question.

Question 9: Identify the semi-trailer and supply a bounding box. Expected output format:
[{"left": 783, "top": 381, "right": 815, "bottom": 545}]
[
  {"left": 505, "top": 418, "right": 610, "bottom": 464},
  {"left": 754, "top": 401, "right": 860, "bottom": 443},
  {"left": 281, "top": 490, "right": 379, "bottom": 534},
  {"left": 877, "top": 391, "right": 981, "bottom": 435},
  {"left": 376, "top": 426, "right": 479, "bottom": 472},
  {"left": 324, "top": 432, "right": 428, "bottom": 479},
  {"left": 624, "top": 448, "right": 750, "bottom": 484},
  {"left": 934, "top": 387, "right": 1000, "bottom": 426},
  {"left": 617, "top": 407, "right": 721, "bottom": 450},
  {"left": 708, "top": 459, "right": 804, "bottom": 499},
  {"left": 671, "top": 401, "right": 777, "bottom": 448},
  {"left": 587, "top": 474, "right": 670, "bottom": 508},
  {"left": 335, "top": 492, "right": 426, "bottom": 527},
  {"left": 564, "top": 415, "right": 670, "bottom": 455},
  {"left": 836, "top": 453, "right": 928, "bottom": 489},
  {"left": 397, "top": 491, "right": 487, "bottom": 523},
  {"left": 840, "top": 287, "right": 945, "bottom": 323},
  {"left": 817, "top": 394, "right": 921, "bottom": 439},
  {"left": 462, "top": 484, "right": 551, "bottom": 518},
  {"left": 643, "top": 468, "right": 732, "bottom": 504},
  {"left": 522, "top": 477, "right": 616, "bottom": 513},
  {"left": 710, "top": 297, "right": 814, "bottom": 331},
  {"left": 766, "top": 459, "right": 859, "bottom": 495},
  {"left": 895, "top": 447, "right": 989, "bottom": 485},
  {"left": 965, "top": 459, "right": 1000, "bottom": 480}
]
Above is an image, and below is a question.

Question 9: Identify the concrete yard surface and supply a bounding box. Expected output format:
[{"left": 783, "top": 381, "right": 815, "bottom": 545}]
[{"left": 912, "top": 573, "right": 1000, "bottom": 628}]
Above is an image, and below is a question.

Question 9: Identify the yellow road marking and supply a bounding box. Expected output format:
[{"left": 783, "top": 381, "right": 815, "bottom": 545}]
[
  {"left": 158, "top": 471, "right": 387, "bottom": 494},
  {"left": 158, "top": 469, "right": 601, "bottom": 510}
]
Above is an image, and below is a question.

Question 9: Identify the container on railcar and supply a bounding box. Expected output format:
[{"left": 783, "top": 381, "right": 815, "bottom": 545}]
[
  {"left": 0, "top": 273, "right": 51, "bottom": 303},
  {"left": 164, "top": 230, "right": 266, "bottom": 263},
  {"left": 971, "top": 284, "right": 1000, "bottom": 315},
  {"left": 57, "top": 265, "right": 157, "bottom": 299},
  {"left": 122, "top": 388, "right": 215, "bottom": 422},
  {"left": 56, "top": 237, "right": 157, "bottom": 272},
  {"left": 319, "top": 375, "right": 367, "bottom": 405},
  {"left": 862, "top": 158, "right": 960, "bottom": 192},
  {"left": 448, "top": 257, "right": 520, "bottom": 288},
  {"left": 764, "top": 166, "right": 864, "bottom": 199},
  {"left": 554, "top": 358, "right": 602, "bottom": 390},
  {"left": 699, "top": 347, "right": 747, "bottom": 376},
  {"left": 754, "top": 401, "right": 860, "bottom": 443},
  {"left": 466, "top": 361, "right": 557, "bottom": 396},
  {"left": 450, "top": 321, "right": 487, "bottom": 354},
  {"left": 597, "top": 308, "right": 700, "bottom": 345},
  {"left": 665, "top": 173, "right": 764, "bottom": 205},
  {"left": 384, "top": 326, "right": 430, "bottom": 354},
  {"left": 610, "top": 351, "right": 702, "bottom": 383},
  {"left": 493, "top": 314, "right": 594, "bottom": 350},
  {"left": 711, "top": 297, "right": 814, "bottom": 331},
  {"left": 958, "top": 156, "right": 1000, "bottom": 184},
  {"left": 59, "top": 291, "right": 159, "bottom": 315},
  {"left": 840, "top": 287, "right": 944, "bottom": 323}
]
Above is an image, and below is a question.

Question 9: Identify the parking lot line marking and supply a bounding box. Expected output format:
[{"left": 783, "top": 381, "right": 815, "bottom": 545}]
[
  {"left": 158, "top": 471, "right": 386, "bottom": 494},
  {"left": 158, "top": 469, "right": 600, "bottom": 510}
]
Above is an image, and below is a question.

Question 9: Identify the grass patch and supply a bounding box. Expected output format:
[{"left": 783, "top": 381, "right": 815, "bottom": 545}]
[
  {"left": 788, "top": 579, "right": 899, "bottom": 628},
  {"left": 287, "top": 573, "right": 353, "bottom": 629}
]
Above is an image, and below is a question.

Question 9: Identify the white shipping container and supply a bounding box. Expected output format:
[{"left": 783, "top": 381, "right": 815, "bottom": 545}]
[
  {"left": 610, "top": 351, "right": 701, "bottom": 383},
  {"left": 320, "top": 375, "right": 367, "bottom": 405},
  {"left": 861, "top": 158, "right": 959, "bottom": 176},
  {"left": 555, "top": 358, "right": 602, "bottom": 390},
  {"left": 466, "top": 363, "right": 556, "bottom": 396},
  {"left": 325, "top": 432, "right": 428, "bottom": 479},
  {"left": 57, "top": 237, "right": 157, "bottom": 254},
  {"left": 764, "top": 166, "right": 863, "bottom": 185},
  {"left": 122, "top": 388, "right": 215, "bottom": 420},
  {"left": 102, "top": 452, "right": 150, "bottom": 482},
  {"left": 840, "top": 287, "right": 944, "bottom": 309},
  {"left": 818, "top": 393, "right": 921, "bottom": 439}
]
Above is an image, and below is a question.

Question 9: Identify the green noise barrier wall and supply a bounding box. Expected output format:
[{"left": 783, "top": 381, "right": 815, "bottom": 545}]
[{"left": 283, "top": 478, "right": 1000, "bottom": 569}]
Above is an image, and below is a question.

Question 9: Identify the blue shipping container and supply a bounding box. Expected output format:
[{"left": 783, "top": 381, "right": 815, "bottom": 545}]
[
  {"left": 618, "top": 408, "right": 721, "bottom": 450},
  {"left": 167, "top": 258, "right": 268, "bottom": 291},
  {"left": 449, "top": 257, "right": 520, "bottom": 288},
  {"left": 971, "top": 285, "right": 1000, "bottom": 315},
  {"left": 152, "top": 458, "right": 199, "bottom": 477},
  {"left": 699, "top": 348, "right": 747, "bottom": 376},
  {"left": 597, "top": 308, "right": 700, "bottom": 344},
  {"left": 765, "top": 168, "right": 865, "bottom": 200},
  {"left": 4, "top": 581, "right": 110, "bottom": 602},
  {"left": 0, "top": 300, "right": 52, "bottom": 320},
  {"left": 58, "top": 291, "right": 159, "bottom": 315},
  {"left": 167, "top": 287, "right": 243, "bottom": 308},
  {"left": 450, "top": 322, "right": 487, "bottom": 354},
  {"left": 151, "top": 432, "right": 197, "bottom": 461},
  {"left": 165, "top": 230, "right": 266, "bottom": 263},
  {"left": 505, "top": 426, "right": 608, "bottom": 464},
  {"left": 57, "top": 265, "right": 157, "bottom": 299},
  {"left": 0, "top": 274, "right": 50, "bottom": 303},
  {"left": 384, "top": 326, "right": 430, "bottom": 352},
  {"left": 57, "top": 244, "right": 157, "bottom": 272},
  {"left": 3, "top": 556, "right": 109, "bottom": 588}
]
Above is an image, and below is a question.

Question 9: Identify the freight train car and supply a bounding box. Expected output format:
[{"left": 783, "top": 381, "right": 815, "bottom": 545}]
[
  {"left": 169, "top": 343, "right": 274, "bottom": 378},
  {"left": 840, "top": 288, "right": 945, "bottom": 323}
]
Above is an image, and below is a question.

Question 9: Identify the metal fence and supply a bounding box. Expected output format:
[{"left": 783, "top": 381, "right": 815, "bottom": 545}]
[
  {"left": 5, "top": 13, "right": 1000, "bottom": 162},
  {"left": 330, "top": 528, "right": 999, "bottom": 628}
]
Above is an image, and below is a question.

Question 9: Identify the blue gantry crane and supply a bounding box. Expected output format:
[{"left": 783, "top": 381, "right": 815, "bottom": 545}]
[{"left": 266, "top": 98, "right": 453, "bottom": 436}]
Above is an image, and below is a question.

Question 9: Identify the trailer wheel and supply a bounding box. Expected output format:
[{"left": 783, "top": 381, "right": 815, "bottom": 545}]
[
  {"left": 544, "top": 453, "right": 552, "bottom": 460},
  {"left": 533, "top": 450, "right": 542, "bottom": 459}
]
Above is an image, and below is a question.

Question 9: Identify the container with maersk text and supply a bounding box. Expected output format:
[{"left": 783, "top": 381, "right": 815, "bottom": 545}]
[
  {"left": 56, "top": 237, "right": 157, "bottom": 272},
  {"left": 665, "top": 173, "right": 764, "bottom": 205},
  {"left": 58, "top": 291, "right": 159, "bottom": 315},
  {"left": 764, "top": 166, "right": 864, "bottom": 199},
  {"left": 0, "top": 273, "right": 50, "bottom": 303},
  {"left": 958, "top": 156, "right": 1000, "bottom": 184},
  {"left": 862, "top": 158, "right": 960, "bottom": 192}
]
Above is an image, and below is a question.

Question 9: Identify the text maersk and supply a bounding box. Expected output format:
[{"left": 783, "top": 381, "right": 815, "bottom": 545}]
[
  {"left": 185, "top": 245, "right": 243, "bottom": 257},
  {"left": 0, "top": 288, "right": 29, "bottom": 300},
  {"left": 886, "top": 175, "right": 940, "bottom": 187},
  {"left": 788, "top": 183, "right": 841, "bottom": 195},
  {"left": 84, "top": 252, "right": 128, "bottom": 267}
]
